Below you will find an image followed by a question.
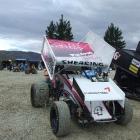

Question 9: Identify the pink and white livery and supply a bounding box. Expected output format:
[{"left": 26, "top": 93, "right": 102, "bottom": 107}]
[{"left": 31, "top": 32, "right": 133, "bottom": 137}]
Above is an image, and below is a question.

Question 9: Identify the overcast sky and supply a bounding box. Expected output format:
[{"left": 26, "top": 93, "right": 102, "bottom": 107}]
[{"left": 0, "top": 0, "right": 139, "bottom": 53}]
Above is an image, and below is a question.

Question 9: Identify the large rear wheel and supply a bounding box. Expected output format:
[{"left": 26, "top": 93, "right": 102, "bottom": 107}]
[{"left": 30, "top": 81, "right": 49, "bottom": 107}]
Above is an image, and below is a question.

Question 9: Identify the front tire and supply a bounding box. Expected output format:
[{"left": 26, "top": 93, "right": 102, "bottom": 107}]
[
  {"left": 116, "top": 100, "right": 133, "bottom": 125},
  {"left": 50, "top": 101, "right": 71, "bottom": 137}
]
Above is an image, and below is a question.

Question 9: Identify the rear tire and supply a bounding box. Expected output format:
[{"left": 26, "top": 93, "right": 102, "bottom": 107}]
[
  {"left": 30, "top": 81, "right": 49, "bottom": 107},
  {"left": 115, "top": 100, "right": 133, "bottom": 125},
  {"left": 50, "top": 101, "right": 71, "bottom": 137}
]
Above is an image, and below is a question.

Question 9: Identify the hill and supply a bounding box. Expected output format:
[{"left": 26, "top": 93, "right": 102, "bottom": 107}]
[{"left": 0, "top": 50, "right": 42, "bottom": 61}]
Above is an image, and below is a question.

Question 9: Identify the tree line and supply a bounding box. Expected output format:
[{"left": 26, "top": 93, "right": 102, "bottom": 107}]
[{"left": 46, "top": 15, "right": 126, "bottom": 49}]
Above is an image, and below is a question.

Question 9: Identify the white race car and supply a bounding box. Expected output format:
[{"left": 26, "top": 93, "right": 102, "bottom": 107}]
[{"left": 30, "top": 32, "right": 133, "bottom": 137}]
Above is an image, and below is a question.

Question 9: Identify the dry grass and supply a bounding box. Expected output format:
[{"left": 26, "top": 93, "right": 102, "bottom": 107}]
[{"left": 0, "top": 70, "right": 140, "bottom": 140}]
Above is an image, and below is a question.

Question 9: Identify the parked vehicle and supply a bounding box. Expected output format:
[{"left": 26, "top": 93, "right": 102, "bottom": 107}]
[
  {"left": 113, "top": 42, "right": 140, "bottom": 100},
  {"left": 30, "top": 32, "right": 133, "bottom": 137}
]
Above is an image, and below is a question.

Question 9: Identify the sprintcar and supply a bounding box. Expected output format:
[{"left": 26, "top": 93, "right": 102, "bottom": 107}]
[
  {"left": 30, "top": 32, "right": 133, "bottom": 137},
  {"left": 113, "top": 42, "right": 140, "bottom": 100}
]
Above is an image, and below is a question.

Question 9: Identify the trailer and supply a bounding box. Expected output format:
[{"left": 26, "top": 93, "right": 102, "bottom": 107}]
[{"left": 30, "top": 32, "right": 133, "bottom": 137}]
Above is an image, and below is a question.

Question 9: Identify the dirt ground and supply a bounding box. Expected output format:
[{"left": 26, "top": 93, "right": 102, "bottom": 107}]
[{"left": 0, "top": 70, "right": 140, "bottom": 140}]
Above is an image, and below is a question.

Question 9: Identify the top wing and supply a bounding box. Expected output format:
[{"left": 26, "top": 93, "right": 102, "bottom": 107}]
[{"left": 41, "top": 32, "right": 116, "bottom": 79}]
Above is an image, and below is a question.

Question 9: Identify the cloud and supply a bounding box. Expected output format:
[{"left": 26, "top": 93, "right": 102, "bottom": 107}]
[
  {"left": 0, "top": 37, "right": 42, "bottom": 53},
  {"left": 0, "top": 0, "right": 139, "bottom": 52}
]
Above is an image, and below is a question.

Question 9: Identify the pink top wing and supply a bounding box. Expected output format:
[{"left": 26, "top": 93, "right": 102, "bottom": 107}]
[{"left": 48, "top": 39, "right": 93, "bottom": 57}]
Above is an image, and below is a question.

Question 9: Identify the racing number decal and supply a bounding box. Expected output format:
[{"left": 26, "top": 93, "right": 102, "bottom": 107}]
[
  {"left": 114, "top": 52, "right": 121, "bottom": 60},
  {"left": 94, "top": 106, "right": 103, "bottom": 115}
]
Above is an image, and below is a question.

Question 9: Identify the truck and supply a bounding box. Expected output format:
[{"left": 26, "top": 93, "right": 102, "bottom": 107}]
[{"left": 30, "top": 32, "right": 133, "bottom": 137}]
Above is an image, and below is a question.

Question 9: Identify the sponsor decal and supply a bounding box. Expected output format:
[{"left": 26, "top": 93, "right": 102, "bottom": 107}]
[
  {"left": 48, "top": 39, "right": 93, "bottom": 57},
  {"left": 69, "top": 52, "right": 93, "bottom": 57},
  {"left": 86, "top": 87, "right": 110, "bottom": 94},
  {"left": 62, "top": 60, "right": 104, "bottom": 67},
  {"left": 131, "top": 58, "right": 140, "bottom": 68},
  {"left": 86, "top": 92, "right": 108, "bottom": 94},
  {"left": 129, "top": 64, "right": 138, "bottom": 74}
]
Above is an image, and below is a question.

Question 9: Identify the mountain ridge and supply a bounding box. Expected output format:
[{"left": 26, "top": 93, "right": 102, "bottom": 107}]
[{"left": 0, "top": 50, "right": 42, "bottom": 61}]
